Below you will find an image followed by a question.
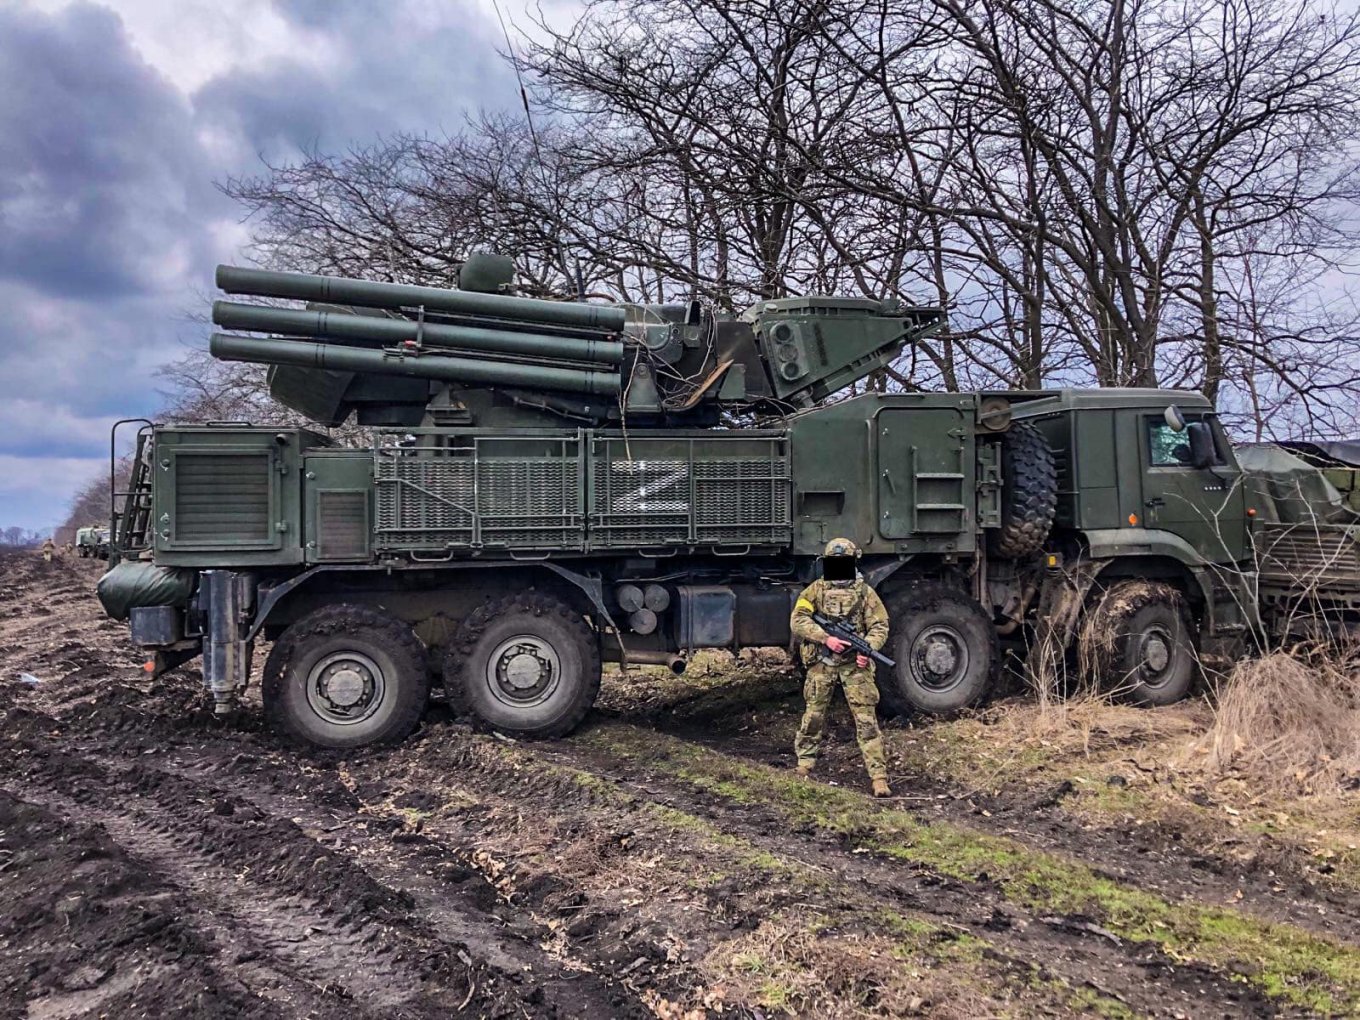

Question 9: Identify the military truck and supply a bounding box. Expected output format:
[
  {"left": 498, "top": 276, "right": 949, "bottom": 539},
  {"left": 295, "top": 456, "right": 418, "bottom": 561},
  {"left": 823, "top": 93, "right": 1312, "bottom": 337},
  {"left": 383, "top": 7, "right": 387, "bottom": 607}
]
[
  {"left": 75, "top": 525, "right": 110, "bottom": 559},
  {"left": 98, "top": 257, "right": 1360, "bottom": 748}
]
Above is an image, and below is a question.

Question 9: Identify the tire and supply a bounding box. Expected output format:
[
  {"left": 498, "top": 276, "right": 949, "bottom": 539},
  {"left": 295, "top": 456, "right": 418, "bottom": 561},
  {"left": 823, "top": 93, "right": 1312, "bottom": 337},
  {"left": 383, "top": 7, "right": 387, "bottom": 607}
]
[
  {"left": 989, "top": 422, "right": 1058, "bottom": 559},
  {"left": 1079, "top": 581, "right": 1196, "bottom": 706},
  {"left": 444, "top": 592, "right": 600, "bottom": 738},
  {"left": 878, "top": 584, "right": 999, "bottom": 715},
  {"left": 263, "top": 605, "right": 429, "bottom": 749}
]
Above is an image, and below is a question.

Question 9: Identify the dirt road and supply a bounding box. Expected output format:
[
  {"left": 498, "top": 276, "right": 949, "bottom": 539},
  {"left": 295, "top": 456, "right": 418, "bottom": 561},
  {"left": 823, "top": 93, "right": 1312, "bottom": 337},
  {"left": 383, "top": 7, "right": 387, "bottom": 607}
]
[{"left": 4, "top": 550, "right": 1360, "bottom": 1017}]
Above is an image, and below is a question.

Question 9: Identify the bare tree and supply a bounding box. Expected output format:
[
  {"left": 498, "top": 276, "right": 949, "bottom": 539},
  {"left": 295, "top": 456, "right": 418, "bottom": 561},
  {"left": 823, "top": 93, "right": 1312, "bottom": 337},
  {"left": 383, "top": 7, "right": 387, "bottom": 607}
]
[{"left": 162, "top": 0, "right": 1360, "bottom": 442}]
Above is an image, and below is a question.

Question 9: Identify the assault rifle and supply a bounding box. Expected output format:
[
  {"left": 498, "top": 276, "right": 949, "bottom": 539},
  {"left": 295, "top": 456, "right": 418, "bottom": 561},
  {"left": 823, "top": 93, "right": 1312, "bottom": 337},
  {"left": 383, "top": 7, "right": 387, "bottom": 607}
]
[{"left": 811, "top": 612, "right": 896, "bottom": 668}]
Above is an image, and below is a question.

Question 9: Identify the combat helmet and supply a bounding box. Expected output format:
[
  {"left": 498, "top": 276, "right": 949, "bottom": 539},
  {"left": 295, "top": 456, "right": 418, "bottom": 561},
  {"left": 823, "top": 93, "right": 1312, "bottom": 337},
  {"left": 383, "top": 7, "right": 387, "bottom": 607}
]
[{"left": 821, "top": 537, "right": 861, "bottom": 586}]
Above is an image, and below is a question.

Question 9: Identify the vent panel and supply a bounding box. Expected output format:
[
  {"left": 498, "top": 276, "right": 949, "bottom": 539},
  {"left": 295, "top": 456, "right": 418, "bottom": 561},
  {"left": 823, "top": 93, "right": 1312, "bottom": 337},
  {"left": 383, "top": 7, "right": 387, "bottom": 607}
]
[
  {"left": 175, "top": 453, "right": 271, "bottom": 543},
  {"left": 317, "top": 490, "right": 370, "bottom": 560}
]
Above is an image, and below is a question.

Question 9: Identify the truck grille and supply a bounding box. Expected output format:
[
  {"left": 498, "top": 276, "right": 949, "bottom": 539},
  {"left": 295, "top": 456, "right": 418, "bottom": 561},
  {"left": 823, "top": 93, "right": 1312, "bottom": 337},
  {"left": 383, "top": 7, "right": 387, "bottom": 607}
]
[
  {"left": 175, "top": 453, "right": 271, "bottom": 543},
  {"left": 1255, "top": 523, "right": 1360, "bottom": 590},
  {"left": 317, "top": 490, "right": 369, "bottom": 560}
]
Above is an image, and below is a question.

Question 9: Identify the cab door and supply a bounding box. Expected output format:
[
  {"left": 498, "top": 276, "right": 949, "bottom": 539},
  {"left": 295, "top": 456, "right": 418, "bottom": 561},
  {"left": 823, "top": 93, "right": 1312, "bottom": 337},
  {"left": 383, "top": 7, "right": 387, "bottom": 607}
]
[{"left": 1139, "top": 413, "right": 1245, "bottom": 563}]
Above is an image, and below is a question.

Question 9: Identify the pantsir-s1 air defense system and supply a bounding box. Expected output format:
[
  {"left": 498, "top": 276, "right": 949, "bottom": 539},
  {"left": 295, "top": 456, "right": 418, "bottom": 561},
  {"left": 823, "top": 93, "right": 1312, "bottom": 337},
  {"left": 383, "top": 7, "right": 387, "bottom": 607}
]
[{"left": 99, "top": 255, "right": 1360, "bottom": 747}]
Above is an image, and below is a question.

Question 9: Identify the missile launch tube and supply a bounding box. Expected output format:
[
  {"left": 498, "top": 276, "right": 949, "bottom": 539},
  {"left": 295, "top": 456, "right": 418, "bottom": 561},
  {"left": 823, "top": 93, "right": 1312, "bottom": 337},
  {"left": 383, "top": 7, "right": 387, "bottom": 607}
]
[
  {"left": 210, "top": 334, "right": 622, "bottom": 397},
  {"left": 213, "top": 301, "right": 625, "bottom": 365},
  {"left": 216, "top": 265, "right": 627, "bottom": 333}
]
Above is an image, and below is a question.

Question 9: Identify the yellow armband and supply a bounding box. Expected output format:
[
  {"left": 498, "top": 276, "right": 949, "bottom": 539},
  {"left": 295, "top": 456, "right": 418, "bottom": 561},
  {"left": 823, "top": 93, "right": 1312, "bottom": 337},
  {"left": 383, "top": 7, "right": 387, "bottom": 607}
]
[{"left": 795, "top": 597, "right": 815, "bottom": 612}]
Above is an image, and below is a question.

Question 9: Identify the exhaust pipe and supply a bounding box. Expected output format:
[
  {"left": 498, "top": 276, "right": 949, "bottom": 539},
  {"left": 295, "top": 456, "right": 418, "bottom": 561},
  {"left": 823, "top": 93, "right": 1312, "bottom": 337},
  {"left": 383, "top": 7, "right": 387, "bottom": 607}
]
[{"left": 618, "top": 650, "right": 687, "bottom": 674}]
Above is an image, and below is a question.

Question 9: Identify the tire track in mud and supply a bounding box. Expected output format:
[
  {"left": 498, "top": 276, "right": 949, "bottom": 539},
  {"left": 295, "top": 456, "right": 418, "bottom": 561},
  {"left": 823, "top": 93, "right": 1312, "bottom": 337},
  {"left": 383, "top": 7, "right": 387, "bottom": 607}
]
[
  {"left": 0, "top": 663, "right": 1305, "bottom": 1015},
  {"left": 2, "top": 732, "right": 649, "bottom": 1019},
  {"left": 0, "top": 790, "right": 302, "bottom": 1020},
  {"left": 2, "top": 557, "right": 1351, "bottom": 1015},
  {"left": 462, "top": 724, "right": 1280, "bottom": 1019},
  {"left": 616, "top": 668, "right": 1360, "bottom": 946}
]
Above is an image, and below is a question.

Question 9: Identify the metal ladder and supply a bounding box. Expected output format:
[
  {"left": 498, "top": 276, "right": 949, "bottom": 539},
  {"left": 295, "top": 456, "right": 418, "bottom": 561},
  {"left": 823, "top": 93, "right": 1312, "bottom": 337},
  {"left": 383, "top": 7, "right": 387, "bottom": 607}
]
[{"left": 110, "top": 420, "right": 156, "bottom": 560}]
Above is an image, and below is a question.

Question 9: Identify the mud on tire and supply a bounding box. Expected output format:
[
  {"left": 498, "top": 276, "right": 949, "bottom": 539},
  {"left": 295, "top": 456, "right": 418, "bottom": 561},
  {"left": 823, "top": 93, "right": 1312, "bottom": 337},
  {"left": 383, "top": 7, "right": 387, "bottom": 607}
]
[
  {"left": 1078, "top": 580, "right": 1197, "bottom": 706},
  {"left": 263, "top": 604, "right": 429, "bottom": 749},
  {"left": 989, "top": 421, "right": 1058, "bottom": 559},
  {"left": 878, "top": 583, "right": 999, "bottom": 716},
  {"left": 444, "top": 592, "right": 601, "bottom": 738}
]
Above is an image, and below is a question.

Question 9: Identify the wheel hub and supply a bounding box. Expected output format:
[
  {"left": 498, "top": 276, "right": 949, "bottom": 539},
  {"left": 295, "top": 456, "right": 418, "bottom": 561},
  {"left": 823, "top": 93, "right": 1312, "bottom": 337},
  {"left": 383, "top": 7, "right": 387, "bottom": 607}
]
[
  {"left": 923, "top": 637, "right": 958, "bottom": 675},
  {"left": 1143, "top": 635, "right": 1170, "bottom": 673},
  {"left": 325, "top": 667, "right": 367, "bottom": 707},
  {"left": 307, "top": 651, "right": 385, "bottom": 724},
  {"left": 910, "top": 625, "right": 970, "bottom": 692},
  {"left": 487, "top": 636, "right": 561, "bottom": 706},
  {"left": 1137, "top": 627, "right": 1175, "bottom": 682}
]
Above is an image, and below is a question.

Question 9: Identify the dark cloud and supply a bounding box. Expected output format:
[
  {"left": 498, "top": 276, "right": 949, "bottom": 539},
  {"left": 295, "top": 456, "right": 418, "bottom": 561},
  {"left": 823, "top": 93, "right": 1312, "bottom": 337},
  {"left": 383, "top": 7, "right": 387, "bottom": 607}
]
[
  {"left": 195, "top": 1, "right": 515, "bottom": 162},
  {"left": 0, "top": 0, "right": 525, "bottom": 530},
  {"left": 0, "top": 2, "right": 221, "bottom": 300}
]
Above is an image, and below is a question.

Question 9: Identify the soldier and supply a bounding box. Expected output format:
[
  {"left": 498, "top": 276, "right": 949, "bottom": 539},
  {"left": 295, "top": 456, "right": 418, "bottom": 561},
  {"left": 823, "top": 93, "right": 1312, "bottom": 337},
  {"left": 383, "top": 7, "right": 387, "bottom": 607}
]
[
  {"left": 40, "top": 537, "right": 55, "bottom": 563},
  {"left": 789, "top": 538, "right": 893, "bottom": 797}
]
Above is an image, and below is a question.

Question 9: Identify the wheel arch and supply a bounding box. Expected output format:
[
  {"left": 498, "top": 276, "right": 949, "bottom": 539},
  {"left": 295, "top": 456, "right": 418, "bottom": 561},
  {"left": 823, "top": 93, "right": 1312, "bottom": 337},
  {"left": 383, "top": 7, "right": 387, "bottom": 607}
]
[
  {"left": 248, "top": 562, "right": 615, "bottom": 643},
  {"left": 1090, "top": 553, "right": 1210, "bottom": 623}
]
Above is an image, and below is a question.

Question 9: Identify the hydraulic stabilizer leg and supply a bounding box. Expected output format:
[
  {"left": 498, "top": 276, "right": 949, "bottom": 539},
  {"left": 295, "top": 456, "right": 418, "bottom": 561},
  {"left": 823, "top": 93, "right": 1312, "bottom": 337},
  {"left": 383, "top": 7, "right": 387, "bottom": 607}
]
[{"left": 200, "top": 570, "right": 255, "bottom": 715}]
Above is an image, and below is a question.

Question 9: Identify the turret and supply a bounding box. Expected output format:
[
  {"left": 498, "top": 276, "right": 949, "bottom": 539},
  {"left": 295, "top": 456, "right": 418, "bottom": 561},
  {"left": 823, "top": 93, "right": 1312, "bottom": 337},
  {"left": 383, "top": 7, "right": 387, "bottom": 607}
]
[{"left": 209, "top": 258, "right": 946, "bottom": 427}]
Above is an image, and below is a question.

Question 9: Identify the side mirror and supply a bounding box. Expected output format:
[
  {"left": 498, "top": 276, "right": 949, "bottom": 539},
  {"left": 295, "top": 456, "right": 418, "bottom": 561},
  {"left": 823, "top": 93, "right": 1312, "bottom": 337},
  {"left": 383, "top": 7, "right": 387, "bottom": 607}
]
[
  {"left": 1187, "top": 422, "right": 1216, "bottom": 469},
  {"left": 1163, "top": 405, "right": 1187, "bottom": 433}
]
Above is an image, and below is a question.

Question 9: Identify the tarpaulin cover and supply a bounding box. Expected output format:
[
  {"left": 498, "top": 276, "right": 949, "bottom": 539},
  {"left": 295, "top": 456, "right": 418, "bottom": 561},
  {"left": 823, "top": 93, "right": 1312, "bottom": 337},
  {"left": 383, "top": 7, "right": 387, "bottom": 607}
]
[
  {"left": 1235, "top": 445, "right": 1351, "bottom": 524},
  {"left": 96, "top": 561, "right": 196, "bottom": 622}
]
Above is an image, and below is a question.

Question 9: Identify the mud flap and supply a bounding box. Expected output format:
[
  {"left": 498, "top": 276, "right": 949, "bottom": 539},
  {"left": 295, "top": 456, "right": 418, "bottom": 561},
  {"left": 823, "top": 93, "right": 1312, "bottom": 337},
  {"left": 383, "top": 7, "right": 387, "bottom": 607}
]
[{"left": 1027, "top": 563, "right": 1099, "bottom": 695}]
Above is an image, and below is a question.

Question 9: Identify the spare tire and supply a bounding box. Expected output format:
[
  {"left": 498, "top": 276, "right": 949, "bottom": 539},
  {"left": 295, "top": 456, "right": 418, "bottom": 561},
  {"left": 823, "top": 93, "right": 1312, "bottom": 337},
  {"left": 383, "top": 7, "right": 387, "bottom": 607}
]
[{"left": 989, "top": 421, "right": 1058, "bottom": 559}]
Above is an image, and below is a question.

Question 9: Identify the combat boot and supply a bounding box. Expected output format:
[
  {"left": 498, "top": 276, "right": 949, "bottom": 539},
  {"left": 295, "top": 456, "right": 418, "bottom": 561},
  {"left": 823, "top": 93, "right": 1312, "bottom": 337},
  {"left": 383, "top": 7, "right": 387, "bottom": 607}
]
[
  {"left": 871, "top": 777, "right": 892, "bottom": 798},
  {"left": 796, "top": 762, "right": 814, "bottom": 778}
]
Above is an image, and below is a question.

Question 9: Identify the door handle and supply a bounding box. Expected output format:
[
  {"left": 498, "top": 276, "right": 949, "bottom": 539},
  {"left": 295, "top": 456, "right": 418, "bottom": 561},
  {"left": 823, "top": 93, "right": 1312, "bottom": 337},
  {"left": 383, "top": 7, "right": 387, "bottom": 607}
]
[{"left": 1144, "top": 497, "right": 1166, "bottom": 508}]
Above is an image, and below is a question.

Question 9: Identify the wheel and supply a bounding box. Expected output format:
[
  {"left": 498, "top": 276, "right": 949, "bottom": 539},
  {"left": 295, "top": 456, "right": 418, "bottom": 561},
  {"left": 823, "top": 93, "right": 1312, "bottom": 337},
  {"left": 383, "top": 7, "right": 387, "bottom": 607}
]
[
  {"left": 1078, "top": 581, "right": 1196, "bottom": 706},
  {"left": 988, "top": 421, "right": 1058, "bottom": 559},
  {"left": 262, "top": 605, "right": 429, "bottom": 749},
  {"left": 444, "top": 592, "right": 600, "bottom": 738},
  {"left": 878, "top": 584, "right": 998, "bottom": 715}
]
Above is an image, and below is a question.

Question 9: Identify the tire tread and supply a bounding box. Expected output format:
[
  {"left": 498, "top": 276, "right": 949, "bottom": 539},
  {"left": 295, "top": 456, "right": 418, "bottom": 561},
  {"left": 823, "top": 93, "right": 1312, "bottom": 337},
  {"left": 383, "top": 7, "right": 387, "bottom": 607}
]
[
  {"left": 262, "top": 604, "right": 428, "bottom": 749},
  {"left": 444, "top": 591, "right": 600, "bottom": 738}
]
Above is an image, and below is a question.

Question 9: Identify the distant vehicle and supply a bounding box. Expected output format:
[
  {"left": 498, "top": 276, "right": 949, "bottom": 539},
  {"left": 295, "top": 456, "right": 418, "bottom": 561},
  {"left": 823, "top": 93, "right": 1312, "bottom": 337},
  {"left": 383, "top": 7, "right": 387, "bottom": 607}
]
[
  {"left": 75, "top": 526, "right": 110, "bottom": 560},
  {"left": 98, "top": 257, "right": 1360, "bottom": 749}
]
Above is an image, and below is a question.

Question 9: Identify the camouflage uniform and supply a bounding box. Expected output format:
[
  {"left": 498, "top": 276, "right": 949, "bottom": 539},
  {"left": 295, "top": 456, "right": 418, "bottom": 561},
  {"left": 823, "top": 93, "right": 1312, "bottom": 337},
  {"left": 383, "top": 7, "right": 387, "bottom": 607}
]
[{"left": 790, "top": 576, "right": 891, "bottom": 780}]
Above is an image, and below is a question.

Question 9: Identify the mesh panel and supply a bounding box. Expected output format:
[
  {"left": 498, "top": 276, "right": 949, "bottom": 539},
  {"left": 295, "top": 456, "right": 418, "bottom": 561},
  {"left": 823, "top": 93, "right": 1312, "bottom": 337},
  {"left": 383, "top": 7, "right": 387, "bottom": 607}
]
[
  {"left": 592, "top": 436, "right": 791, "bottom": 548},
  {"left": 374, "top": 444, "right": 583, "bottom": 550},
  {"left": 317, "top": 490, "right": 369, "bottom": 560},
  {"left": 373, "top": 431, "right": 790, "bottom": 553}
]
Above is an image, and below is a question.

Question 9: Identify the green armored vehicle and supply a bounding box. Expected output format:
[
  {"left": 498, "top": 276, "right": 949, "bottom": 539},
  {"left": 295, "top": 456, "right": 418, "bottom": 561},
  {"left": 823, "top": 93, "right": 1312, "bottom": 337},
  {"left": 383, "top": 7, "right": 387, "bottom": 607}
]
[
  {"left": 98, "top": 257, "right": 1360, "bottom": 747},
  {"left": 75, "top": 525, "right": 110, "bottom": 559}
]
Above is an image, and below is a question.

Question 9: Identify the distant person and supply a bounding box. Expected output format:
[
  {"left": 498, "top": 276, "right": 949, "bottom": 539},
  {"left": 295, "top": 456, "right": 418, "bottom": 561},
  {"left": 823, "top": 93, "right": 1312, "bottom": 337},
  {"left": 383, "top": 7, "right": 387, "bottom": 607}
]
[
  {"left": 789, "top": 538, "right": 893, "bottom": 797},
  {"left": 40, "top": 537, "right": 55, "bottom": 563}
]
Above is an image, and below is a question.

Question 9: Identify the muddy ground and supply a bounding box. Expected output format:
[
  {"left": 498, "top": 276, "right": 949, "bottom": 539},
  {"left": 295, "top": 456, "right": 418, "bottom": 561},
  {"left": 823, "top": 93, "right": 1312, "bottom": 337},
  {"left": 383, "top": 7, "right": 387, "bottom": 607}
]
[{"left": 3, "top": 550, "right": 1360, "bottom": 1018}]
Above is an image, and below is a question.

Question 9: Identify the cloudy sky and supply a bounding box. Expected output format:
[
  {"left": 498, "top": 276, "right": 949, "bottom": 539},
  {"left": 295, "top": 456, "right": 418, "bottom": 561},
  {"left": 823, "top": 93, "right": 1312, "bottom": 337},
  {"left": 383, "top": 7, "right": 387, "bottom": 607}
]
[{"left": 0, "top": 0, "right": 547, "bottom": 532}]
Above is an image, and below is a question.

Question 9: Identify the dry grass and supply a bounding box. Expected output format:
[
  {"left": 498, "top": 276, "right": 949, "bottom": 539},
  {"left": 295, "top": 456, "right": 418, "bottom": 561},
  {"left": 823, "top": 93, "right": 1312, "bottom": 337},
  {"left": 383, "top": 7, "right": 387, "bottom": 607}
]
[
  {"left": 988, "top": 693, "right": 1201, "bottom": 757},
  {"left": 704, "top": 917, "right": 984, "bottom": 1019},
  {"left": 1190, "top": 648, "right": 1360, "bottom": 795}
]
